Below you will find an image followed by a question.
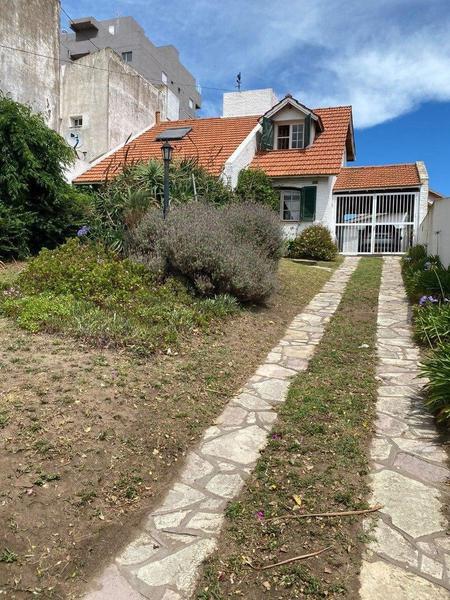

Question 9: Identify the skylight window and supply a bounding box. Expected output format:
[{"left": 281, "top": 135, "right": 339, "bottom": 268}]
[{"left": 155, "top": 127, "right": 192, "bottom": 141}]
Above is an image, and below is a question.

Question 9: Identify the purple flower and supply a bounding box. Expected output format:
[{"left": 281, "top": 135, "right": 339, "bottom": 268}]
[
  {"left": 77, "top": 225, "right": 90, "bottom": 237},
  {"left": 419, "top": 295, "right": 439, "bottom": 306},
  {"left": 256, "top": 511, "right": 265, "bottom": 521},
  {"left": 271, "top": 433, "right": 282, "bottom": 440}
]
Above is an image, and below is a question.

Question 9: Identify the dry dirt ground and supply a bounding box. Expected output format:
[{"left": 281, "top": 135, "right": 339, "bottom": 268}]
[{"left": 0, "top": 259, "right": 334, "bottom": 599}]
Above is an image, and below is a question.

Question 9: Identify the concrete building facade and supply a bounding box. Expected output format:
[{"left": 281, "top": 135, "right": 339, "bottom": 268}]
[
  {"left": 61, "top": 16, "right": 201, "bottom": 121},
  {"left": 0, "top": 0, "right": 60, "bottom": 130},
  {"left": 60, "top": 48, "right": 166, "bottom": 163}
]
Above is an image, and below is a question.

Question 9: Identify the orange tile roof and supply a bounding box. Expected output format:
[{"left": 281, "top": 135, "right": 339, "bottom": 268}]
[
  {"left": 250, "top": 106, "right": 353, "bottom": 177},
  {"left": 74, "top": 115, "right": 259, "bottom": 184},
  {"left": 334, "top": 164, "right": 421, "bottom": 191}
]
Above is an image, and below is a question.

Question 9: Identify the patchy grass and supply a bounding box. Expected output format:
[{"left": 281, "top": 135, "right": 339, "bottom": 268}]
[
  {"left": 196, "top": 258, "right": 382, "bottom": 600},
  {"left": 0, "top": 259, "right": 335, "bottom": 599}
]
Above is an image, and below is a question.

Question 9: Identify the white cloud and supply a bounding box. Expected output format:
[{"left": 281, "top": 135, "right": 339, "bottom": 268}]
[
  {"left": 170, "top": 0, "right": 450, "bottom": 128},
  {"left": 71, "top": 0, "right": 450, "bottom": 127}
]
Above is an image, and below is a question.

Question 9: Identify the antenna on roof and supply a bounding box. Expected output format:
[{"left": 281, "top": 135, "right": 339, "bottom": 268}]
[{"left": 235, "top": 72, "right": 241, "bottom": 92}]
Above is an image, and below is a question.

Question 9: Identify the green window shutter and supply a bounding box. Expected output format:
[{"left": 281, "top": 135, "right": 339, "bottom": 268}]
[
  {"left": 304, "top": 114, "right": 311, "bottom": 147},
  {"left": 261, "top": 117, "right": 274, "bottom": 150},
  {"left": 301, "top": 186, "right": 316, "bottom": 221}
]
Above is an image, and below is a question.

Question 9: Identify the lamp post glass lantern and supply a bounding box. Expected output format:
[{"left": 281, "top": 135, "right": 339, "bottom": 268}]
[{"left": 161, "top": 141, "right": 173, "bottom": 219}]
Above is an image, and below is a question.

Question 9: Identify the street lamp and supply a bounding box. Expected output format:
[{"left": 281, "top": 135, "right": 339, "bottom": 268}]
[{"left": 161, "top": 141, "right": 173, "bottom": 219}]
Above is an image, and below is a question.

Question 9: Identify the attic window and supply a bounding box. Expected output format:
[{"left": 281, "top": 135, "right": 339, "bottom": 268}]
[
  {"left": 122, "top": 51, "right": 132, "bottom": 63},
  {"left": 277, "top": 125, "right": 290, "bottom": 149},
  {"left": 277, "top": 123, "right": 304, "bottom": 149}
]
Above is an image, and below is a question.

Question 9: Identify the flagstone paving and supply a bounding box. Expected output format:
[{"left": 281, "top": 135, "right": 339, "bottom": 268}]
[
  {"left": 82, "top": 257, "right": 359, "bottom": 600},
  {"left": 359, "top": 257, "right": 450, "bottom": 599}
]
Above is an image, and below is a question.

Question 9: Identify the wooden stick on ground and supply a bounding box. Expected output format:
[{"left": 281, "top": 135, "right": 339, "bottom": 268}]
[
  {"left": 248, "top": 546, "right": 332, "bottom": 571},
  {"left": 265, "top": 504, "right": 383, "bottom": 523}
]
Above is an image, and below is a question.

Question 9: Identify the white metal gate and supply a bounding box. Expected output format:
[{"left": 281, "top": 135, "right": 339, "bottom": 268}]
[{"left": 335, "top": 192, "right": 417, "bottom": 255}]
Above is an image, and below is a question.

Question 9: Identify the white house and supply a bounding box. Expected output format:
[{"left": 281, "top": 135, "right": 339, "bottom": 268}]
[{"left": 74, "top": 89, "right": 430, "bottom": 256}]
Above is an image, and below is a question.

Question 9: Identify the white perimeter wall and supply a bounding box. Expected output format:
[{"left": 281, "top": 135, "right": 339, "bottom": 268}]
[{"left": 418, "top": 198, "right": 450, "bottom": 267}]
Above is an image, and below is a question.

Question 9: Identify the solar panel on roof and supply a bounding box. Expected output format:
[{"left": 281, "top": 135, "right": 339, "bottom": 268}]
[{"left": 155, "top": 127, "right": 192, "bottom": 141}]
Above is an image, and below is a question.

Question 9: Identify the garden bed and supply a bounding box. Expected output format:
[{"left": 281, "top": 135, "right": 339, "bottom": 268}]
[
  {"left": 0, "top": 259, "right": 335, "bottom": 599},
  {"left": 196, "top": 258, "right": 382, "bottom": 599}
]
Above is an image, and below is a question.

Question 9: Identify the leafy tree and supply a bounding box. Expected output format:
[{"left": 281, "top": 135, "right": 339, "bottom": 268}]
[
  {"left": 235, "top": 168, "right": 278, "bottom": 210},
  {"left": 0, "top": 94, "right": 88, "bottom": 259}
]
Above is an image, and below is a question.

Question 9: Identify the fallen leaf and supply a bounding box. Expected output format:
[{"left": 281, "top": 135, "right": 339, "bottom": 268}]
[{"left": 292, "top": 494, "right": 302, "bottom": 507}]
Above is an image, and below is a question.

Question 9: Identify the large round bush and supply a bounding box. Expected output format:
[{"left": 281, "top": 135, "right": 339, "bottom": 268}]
[
  {"left": 127, "top": 202, "right": 281, "bottom": 303},
  {"left": 288, "top": 224, "right": 338, "bottom": 261}
]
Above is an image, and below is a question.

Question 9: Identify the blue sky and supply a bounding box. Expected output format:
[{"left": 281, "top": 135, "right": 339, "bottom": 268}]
[{"left": 62, "top": 0, "right": 450, "bottom": 194}]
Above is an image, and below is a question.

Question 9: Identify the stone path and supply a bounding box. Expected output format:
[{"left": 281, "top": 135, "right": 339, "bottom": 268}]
[
  {"left": 360, "top": 257, "right": 450, "bottom": 599},
  {"left": 83, "top": 257, "right": 360, "bottom": 600}
]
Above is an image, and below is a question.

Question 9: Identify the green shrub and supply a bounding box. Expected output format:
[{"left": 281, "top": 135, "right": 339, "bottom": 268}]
[
  {"left": 161, "top": 203, "right": 277, "bottom": 302},
  {"left": 17, "top": 238, "right": 150, "bottom": 306},
  {"left": 401, "top": 245, "right": 448, "bottom": 303},
  {"left": 403, "top": 266, "right": 450, "bottom": 303},
  {"left": 288, "top": 224, "right": 338, "bottom": 261},
  {"left": 1, "top": 239, "right": 238, "bottom": 353},
  {"left": 84, "top": 158, "right": 236, "bottom": 251},
  {"left": 421, "top": 344, "right": 450, "bottom": 424},
  {"left": 235, "top": 168, "right": 279, "bottom": 210},
  {"left": 0, "top": 94, "right": 89, "bottom": 259},
  {"left": 414, "top": 303, "right": 450, "bottom": 346},
  {"left": 222, "top": 202, "right": 283, "bottom": 260},
  {"left": 127, "top": 202, "right": 281, "bottom": 303}
]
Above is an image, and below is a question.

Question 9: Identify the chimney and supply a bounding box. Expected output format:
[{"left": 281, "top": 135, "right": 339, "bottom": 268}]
[
  {"left": 223, "top": 88, "right": 278, "bottom": 117},
  {"left": 155, "top": 111, "right": 161, "bottom": 125}
]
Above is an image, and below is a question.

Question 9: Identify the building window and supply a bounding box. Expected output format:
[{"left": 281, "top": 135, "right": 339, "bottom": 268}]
[
  {"left": 122, "top": 51, "right": 132, "bottom": 63},
  {"left": 108, "top": 25, "right": 115, "bottom": 35},
  {"left": 291, "top": 123, "right": 304, "bottom": 149},
  {"left": 282, "top": 190, "right": 301, "bottom": 221},
  {"left": 281, "top": 187, "right": 316, "bottom": 221},
  {"left": 161, "top": 71, "right": 168, "bottom": 84},
  {"left": 70, "top": 116, "right": 83, "bottom": 128},
  {"left": 276, "top": 122, "right": 305, "bottom": 149},
  {"left": 189, "top": 98, "right": 194, "bottom": 110},
  {"left": 277, "top": 124, "right": 290, "bottom": 150}
]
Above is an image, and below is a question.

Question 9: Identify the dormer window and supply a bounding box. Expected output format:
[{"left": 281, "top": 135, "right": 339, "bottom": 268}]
[{"left": 276, "top": 122, "right": 305, "bottom": 149}]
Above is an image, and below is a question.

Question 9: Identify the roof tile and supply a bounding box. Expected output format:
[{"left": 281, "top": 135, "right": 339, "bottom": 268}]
[
  {"left": 74, "top": 116, "right": 259, "bottom": 184},
  {"left": 250, "top": 106, "right": 352, "bottom": 176},
  {"left": 334, "top": 164, "right": 420, "bottom": 191}
]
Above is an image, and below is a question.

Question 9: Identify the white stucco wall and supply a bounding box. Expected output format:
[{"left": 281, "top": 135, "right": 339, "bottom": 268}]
[
  {"left": 416, "top": 161, "right": 429, "bottom": 232},
  {"left": 273, "top": 176, "right": 335, "bottom": 239},
  {"left": 222, "top": 124, "right": 261, "bottom": 188},
  {"left": 0, "top": 0, "right": 60, "bottom": 130},
  {"left": 418, "top": 198, "right": 450, "bottom": 267},
  {"left": 223, "top": 89, "right": 278, "bottom": 117},
  {"left": 60, "top": 49, "right": 164, "bottom": 162}
]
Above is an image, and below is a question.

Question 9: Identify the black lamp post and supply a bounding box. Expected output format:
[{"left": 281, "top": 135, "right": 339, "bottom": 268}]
[{"left": 161, "top": 141, "right": 173, "bottom": 219}]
